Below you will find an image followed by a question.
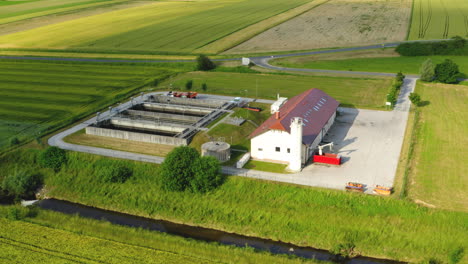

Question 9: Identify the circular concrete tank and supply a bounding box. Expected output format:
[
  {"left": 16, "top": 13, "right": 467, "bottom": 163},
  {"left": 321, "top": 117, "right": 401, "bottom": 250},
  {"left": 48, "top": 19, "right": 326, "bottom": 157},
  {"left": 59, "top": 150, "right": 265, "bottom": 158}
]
[{"left": 201, "top": 141, "right": 231, "bottom": 162}]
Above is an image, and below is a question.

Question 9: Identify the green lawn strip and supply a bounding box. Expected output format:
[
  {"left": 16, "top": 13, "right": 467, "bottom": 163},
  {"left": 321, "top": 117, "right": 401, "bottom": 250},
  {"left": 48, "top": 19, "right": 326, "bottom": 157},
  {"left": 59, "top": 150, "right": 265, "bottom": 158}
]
[
  {"left": 272, "top": 55, "right": 468, "bottom": 75},
  {"left": 159, "top": 72, "right": 390, "bottom": 110},
  {"left": 408, "top": 81, "right": 468, "bottom": 211},
  {"left": 0, "top": 208, "right": 317, "bottom": 264},
  {"left": 244, "top": 160, "right": 288, "bottom": 173}
]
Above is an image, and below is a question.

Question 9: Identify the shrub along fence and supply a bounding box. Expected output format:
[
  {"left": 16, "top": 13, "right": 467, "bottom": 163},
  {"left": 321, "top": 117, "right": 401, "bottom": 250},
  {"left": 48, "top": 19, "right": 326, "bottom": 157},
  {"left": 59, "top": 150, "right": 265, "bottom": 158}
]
[{"left": 386, "top": 72, "right": 405, "bottom": 107}]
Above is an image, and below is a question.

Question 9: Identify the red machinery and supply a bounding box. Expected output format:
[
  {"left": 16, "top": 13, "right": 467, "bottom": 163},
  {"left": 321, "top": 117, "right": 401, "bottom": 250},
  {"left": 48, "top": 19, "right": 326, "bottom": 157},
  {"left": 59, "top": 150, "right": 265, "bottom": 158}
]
[
  {"left": 313, "top": 153, "right": 341, "bottom": 165},
  {"left": 169, "top": 91, "right": 197, "bottom": 98}
]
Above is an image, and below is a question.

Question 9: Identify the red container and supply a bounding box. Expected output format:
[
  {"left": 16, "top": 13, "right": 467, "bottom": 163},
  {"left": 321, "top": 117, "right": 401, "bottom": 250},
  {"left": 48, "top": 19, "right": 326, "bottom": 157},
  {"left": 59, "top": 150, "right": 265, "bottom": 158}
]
[{"left": 313, "top": 153, "right": 341, "bottom": 165}]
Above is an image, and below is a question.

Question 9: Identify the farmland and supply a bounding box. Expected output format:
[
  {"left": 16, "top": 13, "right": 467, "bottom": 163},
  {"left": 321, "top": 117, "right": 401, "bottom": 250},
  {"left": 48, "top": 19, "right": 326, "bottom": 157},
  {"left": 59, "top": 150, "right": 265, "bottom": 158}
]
[
  {"left": 0, "top": 0, "right": 128, "bottom": 25},
  {"left": 408, "top": 0, "right": 468, "bottom": 40},
  {"left": 228, "top": 0, "right": 413, "bottom": 53},
  {"left": 159, "top": 71, "right": 392, "bottom": 109},
  {"left": 0, "top": 207, "right": 317, "bottom": 264},
  {"left": 0, "top": 59, "right": 182, "bottom": 151},
  {"left": 0, "top": 0, "right": 314, "bottom": 53},
  {"left": 408, "top": 82, "right": 468, "bottom": 211},
  {"left": 271, "top": 53, "right": 468, "bottom": 74}
]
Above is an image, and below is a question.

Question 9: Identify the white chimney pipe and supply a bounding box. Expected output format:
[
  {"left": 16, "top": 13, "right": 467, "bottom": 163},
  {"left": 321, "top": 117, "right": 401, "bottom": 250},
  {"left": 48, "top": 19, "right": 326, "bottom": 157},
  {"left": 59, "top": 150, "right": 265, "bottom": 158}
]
[{"left": 288, "top": 117, "right": 303, "bottom": 172}]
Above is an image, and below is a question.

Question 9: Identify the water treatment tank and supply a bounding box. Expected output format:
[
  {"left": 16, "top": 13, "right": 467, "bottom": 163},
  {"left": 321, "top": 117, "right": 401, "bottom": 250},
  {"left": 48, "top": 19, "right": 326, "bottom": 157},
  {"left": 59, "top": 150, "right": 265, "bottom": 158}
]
[{"left": 201, "top": 141, "right": 231, "bottom": 162}]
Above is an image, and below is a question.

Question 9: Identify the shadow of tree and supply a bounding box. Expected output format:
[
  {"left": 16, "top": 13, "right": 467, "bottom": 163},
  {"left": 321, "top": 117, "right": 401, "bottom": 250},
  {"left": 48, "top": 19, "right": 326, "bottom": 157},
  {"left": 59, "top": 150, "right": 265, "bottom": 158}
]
[{"left": 418, "top": 101, "right": 430, "bottom": 107}]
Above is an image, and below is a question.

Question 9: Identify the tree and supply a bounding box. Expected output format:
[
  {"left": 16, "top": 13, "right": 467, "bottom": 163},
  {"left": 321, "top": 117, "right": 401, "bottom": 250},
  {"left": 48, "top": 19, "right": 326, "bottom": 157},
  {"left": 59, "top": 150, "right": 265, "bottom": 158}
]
[
  {"left": 10, "top": 137, "right": 20, "bottom": 146},
  {"left": 451, "top": 36, "right": 466, "bottom": 49},
  {"left": 396, "top": 71, "right": 405, "bottom": 82},
  {"left": 434, "top": 59, "right": 461, "bottom": 83},
  {"left": 201, "top": 83, "right": 207, "bottom": 92},
  {"left": 196, "top": 55, "right": 216, "bottom": 71},
  {"left": 190, "top": 156, "right": 223, "bottom": 193},
  {"left": 2, "top": 167, "right": 42, "bottom": 198},
  {"left": 419, "top": 58, "right": 435, "bottom": 82},
  {"left": 409, "top": 93, "right": 421, "bottom": 106},
  {"left": 160, "top": 146, "right": 200, "bottom": 191},
  {"left": 185, "top": 80, "right": 193, "bottom": 90},
  {"left": 38, "top": 146, "right": 67, "bottom": 171}
]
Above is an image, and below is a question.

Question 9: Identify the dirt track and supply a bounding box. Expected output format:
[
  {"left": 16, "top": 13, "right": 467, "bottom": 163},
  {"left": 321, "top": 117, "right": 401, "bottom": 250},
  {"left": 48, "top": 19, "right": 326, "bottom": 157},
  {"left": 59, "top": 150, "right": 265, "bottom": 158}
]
[{"left": 227, "top": 0, "right": 412, "bottom": 53}]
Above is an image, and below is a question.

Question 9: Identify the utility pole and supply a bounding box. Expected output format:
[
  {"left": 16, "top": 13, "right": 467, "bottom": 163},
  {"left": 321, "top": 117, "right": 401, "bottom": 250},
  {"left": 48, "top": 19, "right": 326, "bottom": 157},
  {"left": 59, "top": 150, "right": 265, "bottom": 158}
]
[{"left": 256, "top": 79, "right": 258, "bottom": 99}]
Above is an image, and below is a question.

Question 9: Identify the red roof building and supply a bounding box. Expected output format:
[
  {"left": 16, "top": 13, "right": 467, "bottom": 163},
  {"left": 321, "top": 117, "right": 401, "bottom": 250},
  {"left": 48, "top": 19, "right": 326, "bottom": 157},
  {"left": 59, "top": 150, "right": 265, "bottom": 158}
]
[{"left": 249, "top": 89, "right": 339, "bottom": 170}]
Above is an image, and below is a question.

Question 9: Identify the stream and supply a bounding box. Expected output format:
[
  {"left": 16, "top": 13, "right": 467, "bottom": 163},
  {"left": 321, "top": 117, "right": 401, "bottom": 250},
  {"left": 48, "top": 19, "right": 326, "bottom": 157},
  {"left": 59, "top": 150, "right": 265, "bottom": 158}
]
[{"left": 35, "top": 199, "right": 405, "bottom": 264}]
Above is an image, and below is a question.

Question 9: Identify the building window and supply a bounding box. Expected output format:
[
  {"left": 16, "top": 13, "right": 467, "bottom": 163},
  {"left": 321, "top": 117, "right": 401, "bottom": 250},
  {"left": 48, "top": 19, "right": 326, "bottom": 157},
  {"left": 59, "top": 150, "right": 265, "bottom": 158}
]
[
  {"left": 275, "top": 147, "right": 280, "bottom": 152},
  {"left": 258, "top": 148, "right": 263, "bottom": 151},
  {"left": 287, "top": 148, "right": 290, "bottom": 153}
]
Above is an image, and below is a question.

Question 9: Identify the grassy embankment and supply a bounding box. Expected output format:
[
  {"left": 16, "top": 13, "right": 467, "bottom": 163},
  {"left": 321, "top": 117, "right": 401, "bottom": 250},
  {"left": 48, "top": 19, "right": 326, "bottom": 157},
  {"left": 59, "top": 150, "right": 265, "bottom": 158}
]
[
  {"left": 1, "top": 149, "right": 466, "bottom": 263},
  {"left": 0, "top": 59, "right": 191, "bottom": 151},
  {"left": 272, "top": 53, "right": 468, "bottom": 74},
  {"left": 408, "top": 0, "right": 468, "bottom": 40},
  {"left": 0, "top": 206, "right": 318, "bottom": 264},
  {"left": 406, "top": 81, "right": 468, "bottom": 211},
  {"left": 0, "top": 0, "right": 313, "bottom": 54}
]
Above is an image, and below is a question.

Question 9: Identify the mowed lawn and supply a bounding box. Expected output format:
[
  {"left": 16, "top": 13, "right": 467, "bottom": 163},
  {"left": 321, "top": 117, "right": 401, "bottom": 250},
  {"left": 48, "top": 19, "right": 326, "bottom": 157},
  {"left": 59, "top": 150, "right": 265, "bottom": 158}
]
[
  {"left": 159, "top": 72, "right": 391, "bottom": 109},
  {"left": 408, "top": 0, "right": 468, "bottom": 40},
  {"left": 272, "top": 55, "right": 468, "bottom": 75},
  {"left": 0, "top": 0, "right": 312, "bottom": 53},
  {"left": 0, "top": 60, "right": 174, "bottom": 149},
  {"left": 410, "top": 82, "right": 468, "bottom": 211}
]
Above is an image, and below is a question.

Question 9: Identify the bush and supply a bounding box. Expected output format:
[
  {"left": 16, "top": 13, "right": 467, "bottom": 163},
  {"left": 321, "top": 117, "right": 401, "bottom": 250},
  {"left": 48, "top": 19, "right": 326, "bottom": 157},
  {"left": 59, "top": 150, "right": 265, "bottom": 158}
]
[
  {"left": 2, "top": 167, "right": 42, "bottom": 198},
  {"left": 160, "top": 147, "right": 223, "bottom": 192},
  {"left": 434, "top": 59, "right": 462, "bottom": 84},
  {"left": 196, "top": 55, "right": 216, "bottom": 71},
  {"left": 420, "top": 59, "right": 435, "bottom": 82},
  {"left": 409, "top": 93, "right": 421, "bottom": 106},
  {"left": 94, "top": 159, "right": 133, "bottom": 183},
  {"left": 190, "top": 156, "right": 223, "bottom": 193},
  {"left": 396, "top": 37, "right": 467, "bottom": 56},
  {"left": 10, "top": 137, "right": 20, "bottom": 146},
  {"left": 38, "top": 146, "right": 67, "bottom": 171},
  {"left": 201, "top": 83, "right": 207, "bottom": 92},
  {"left": 185, "top": 80, "right": 193, "bottom": 90},
  {"left": 160, "top": 146, "right": 200, "bottom": 191},
  {"left": 449, "top": 247, "right": 464, "bottom": 264},
  {"left": 386, "top": 73, "right": 405, "bottom": 106}
]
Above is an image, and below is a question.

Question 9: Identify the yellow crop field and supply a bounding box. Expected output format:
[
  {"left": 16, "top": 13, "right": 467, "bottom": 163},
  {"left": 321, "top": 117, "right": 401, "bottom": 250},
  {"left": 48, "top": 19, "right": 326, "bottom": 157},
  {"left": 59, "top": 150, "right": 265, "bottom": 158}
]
[
  {"left": 408, "top": 0, "right": 468, "bottom": 39},
  {"left": 0, "top": 0, "right": 313, "bottom": 53}
]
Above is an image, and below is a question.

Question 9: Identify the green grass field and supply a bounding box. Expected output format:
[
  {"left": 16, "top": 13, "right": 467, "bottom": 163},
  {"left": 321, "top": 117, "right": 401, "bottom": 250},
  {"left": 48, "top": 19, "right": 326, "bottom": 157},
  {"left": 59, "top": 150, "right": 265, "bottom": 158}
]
[
  {"left": 0, "top": 0, "right": 312, "bottom": 53},
  {"left": 159, "top": 71, "right": 391, "bottom": 109},
  {"left": 0, "top": 0, "right": 125, "bottom": 24},
  {"left": 0, "top": 60, "right": 182, "bottom": 150},
  {"left": 0, "top": 207, "right": 317, "bottom": 264},
  {"left": 1, "top": 149, "right": 464, "bottom": 263},
  {"left": 409, "top": 82, "right": 467, "bottom": 211},
  {"left": 272, "top": 54, "right": 468, "bottom": 75},
  {"left": 408, "top": 0, "right": 468, "bottom": 40}
]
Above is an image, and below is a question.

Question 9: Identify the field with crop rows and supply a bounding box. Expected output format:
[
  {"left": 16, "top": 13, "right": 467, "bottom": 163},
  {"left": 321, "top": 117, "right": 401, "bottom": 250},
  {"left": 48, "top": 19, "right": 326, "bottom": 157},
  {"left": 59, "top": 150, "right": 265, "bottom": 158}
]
[
  {"left": 409, "top": 82, "right": 468, "bottom": 211},
  {"left": 408, "top": 0, "right": 468, "bottom": 39},
  {"left": 0, "top": 0, "right": 124, "bottom": 25},
  {"left": 0, "top": 60, "right": 176, "bottom": 150},
  {"left": 0, "top": 0, "right": 313, "bottom": 53}
]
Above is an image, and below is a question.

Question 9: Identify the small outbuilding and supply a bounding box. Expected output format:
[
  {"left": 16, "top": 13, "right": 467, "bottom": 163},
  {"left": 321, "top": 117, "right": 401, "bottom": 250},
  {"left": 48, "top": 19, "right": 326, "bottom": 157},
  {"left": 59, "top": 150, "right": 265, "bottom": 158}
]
[{"left": 249, "top": 88, "right": 339, "bottom": 171}]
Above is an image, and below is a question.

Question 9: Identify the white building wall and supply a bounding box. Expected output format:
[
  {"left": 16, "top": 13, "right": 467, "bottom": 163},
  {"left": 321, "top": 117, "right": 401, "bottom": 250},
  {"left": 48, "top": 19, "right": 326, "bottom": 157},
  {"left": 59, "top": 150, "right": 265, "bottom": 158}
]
[{"left": 251, "top": 130, "right": 294, "bottom": 164}]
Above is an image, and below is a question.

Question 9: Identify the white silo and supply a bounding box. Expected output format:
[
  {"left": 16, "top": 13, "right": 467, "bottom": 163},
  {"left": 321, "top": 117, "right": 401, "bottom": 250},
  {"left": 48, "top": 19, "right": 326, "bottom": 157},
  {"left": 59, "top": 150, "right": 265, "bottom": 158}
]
[{"left": 288, "top": 117, "right": 303, "bottom": 172}]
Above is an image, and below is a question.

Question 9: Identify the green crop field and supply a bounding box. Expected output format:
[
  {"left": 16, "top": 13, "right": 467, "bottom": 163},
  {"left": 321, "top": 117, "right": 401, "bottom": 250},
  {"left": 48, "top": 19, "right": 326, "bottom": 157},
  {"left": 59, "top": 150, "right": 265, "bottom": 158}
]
[
  {"left": 272, "top": 54, "right": 468, "bottom": 75},
  {"left": 0, "top": 0, "right": 124, "bottom": 24},
  {"left": 0, "top": 60, "right": 181, "bottom": 151},
  {"left": 0, "top": 207, "right": 317, "bottom": 264},
  {"left": 159, "top": 71, "right": 392, "bottom": 109},
  {"left": 0, "top": 0, "right": 313, "bottom": 53},
  {"left": 409, "top": 82, "right": 468, "bottom": 211},
  {"left": 408, "top": 0, "right": 468, "bottom": 40}
]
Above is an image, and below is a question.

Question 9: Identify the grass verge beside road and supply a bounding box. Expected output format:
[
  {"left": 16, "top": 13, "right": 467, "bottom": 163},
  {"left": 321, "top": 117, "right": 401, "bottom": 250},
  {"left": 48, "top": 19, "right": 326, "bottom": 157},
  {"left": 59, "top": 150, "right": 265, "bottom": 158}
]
[{"left": 272, "top": 54, "right": 468, "bottom": 75}]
